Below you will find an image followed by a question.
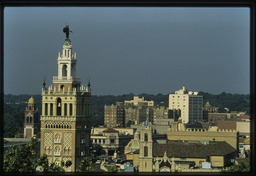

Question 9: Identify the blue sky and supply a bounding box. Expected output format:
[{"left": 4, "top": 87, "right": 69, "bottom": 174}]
[{"left": 4, "top": 7, "right": 250, "bottom": 95}]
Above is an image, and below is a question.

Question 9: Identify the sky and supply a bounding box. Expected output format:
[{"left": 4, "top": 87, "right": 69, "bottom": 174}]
[{"left": 4, "top": 7, "right": 250, "bottom": 96}]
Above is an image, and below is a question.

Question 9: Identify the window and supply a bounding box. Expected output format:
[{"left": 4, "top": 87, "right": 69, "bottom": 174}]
[
  {"left": 57, "top": 98, "right": 61, "bottom": 116},
  {"left": 50, "top": 103, "right": 53, "bottom": 116},
  {"left": 144, "top": 133, "right": 148, "bottom": 142},
  {"left": 144, "top": 146, "right": 148, "bottom": 157},
  {"left": 70, "top": 104, "right": 73, "bottom": 116},
  {"left": 64, "top": 103, "right": 67, "bottom": 116},
  {"left": 62, "top": 65, "right": 67, "bottom": 77},
  {"left": 45, "top": 103, "right": 48, "bottom": 115}
]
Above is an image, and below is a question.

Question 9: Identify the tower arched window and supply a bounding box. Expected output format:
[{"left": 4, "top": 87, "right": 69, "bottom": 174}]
[
  {"left": 57, "top": 98, "right": 62, "bottom": 116},
  {"left": 45, "top": 103, "right": 48, "bottom": 115},
  {"left": 50, "top": 103, "right": 53, "bottom": 116},
  {"left": 62, "top": 65, "right": 67, "bottom": 77},
  {"left": 64, "top": 103, "right": 67, "bottom": 116},
  {"left": 144, "top": 133, "right": 148, "bottom": 142},
  {"left": 70, "top": 103, "right": 73, "bottom": 116},
  {"left": 144, "top": 146, "right": 148, "bottom": 157}
]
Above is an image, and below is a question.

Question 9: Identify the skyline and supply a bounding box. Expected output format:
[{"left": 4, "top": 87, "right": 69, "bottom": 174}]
[{"left": 4, "top": 7, "right": 250, "bottom": 96}]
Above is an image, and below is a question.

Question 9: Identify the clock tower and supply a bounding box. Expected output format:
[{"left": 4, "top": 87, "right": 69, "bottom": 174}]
[{"left": 40, "top": 26, "right": 91, "bottom": 172}]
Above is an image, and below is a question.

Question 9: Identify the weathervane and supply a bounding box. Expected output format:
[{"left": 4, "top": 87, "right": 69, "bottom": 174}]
[{"left": 63, "top": 25, "right": 72, "bottom": 39}]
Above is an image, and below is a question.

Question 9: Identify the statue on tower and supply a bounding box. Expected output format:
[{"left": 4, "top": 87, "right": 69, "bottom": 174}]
[{"left": 63, "top": 25, "right": 72, "bottom": 39}]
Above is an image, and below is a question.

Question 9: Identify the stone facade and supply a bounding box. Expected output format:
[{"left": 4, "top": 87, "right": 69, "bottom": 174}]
[{"left": 40, "top": 36, "right": 91, "bottom": 172}]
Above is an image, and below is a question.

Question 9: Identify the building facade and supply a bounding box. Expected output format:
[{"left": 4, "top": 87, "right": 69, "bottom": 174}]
[
  {"left": 168, "top": 86, "right": 203, "bottom": 123},
  {"left": 24, "top": 97, "right": 40, "bottom": 138},
  {"left": 104, "top": 96, "right": 154, "bottom": 127},
  {"left": 40, "top": 28, "right": 91, "bottom": 172},
  {"left": 124, "top": 96, "right": 154, "bottom": 125},
  {"left": 104, "top": 102, "right": 125, "bottom": 128}
]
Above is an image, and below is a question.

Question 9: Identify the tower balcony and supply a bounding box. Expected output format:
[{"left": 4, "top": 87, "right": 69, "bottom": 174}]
[
  {"left": 40, "top": 115, "right": 76, "bottom": 121},
  {"left": 53, "top": 76, "right": 80, "bottom": 83}
]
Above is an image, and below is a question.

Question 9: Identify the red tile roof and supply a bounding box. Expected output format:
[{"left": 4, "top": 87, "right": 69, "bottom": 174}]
[{"left": 103, "top": 128, "right": 119, "bottom": 133}]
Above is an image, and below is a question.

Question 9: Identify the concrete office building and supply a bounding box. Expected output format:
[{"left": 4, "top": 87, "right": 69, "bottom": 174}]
[{"left": 168, "top": 86, "right": 203, "bottom": 123}]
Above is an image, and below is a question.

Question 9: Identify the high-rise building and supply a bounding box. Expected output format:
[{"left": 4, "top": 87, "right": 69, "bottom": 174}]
[
  {"left": 168, "top": 86, "right": 203, "bottom": 123},
  {"left": 40, "top": 26, "right": 91, "bottom": 171},
  {"left": 24, "top": 97, "right": 40, "bottom": 138},
  {"left": 104, "top": 102, "right": 125, "bottom": 128}
]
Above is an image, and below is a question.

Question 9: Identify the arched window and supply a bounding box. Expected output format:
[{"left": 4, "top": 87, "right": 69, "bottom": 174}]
[
  {"left": 144, "top": 133, "right": 148, "bottom": 142},
  {"left": 62, "top": 65, "right": 67, "bottom": 77},
  {"left": 45, "top": 103, "right": 48, "bottom": 115},
  {"left": 57, "top": 98, "right": 62, "bottom": 116},
  {"left": 64, "top": 103, "right": 67, "bottom": 116},
  {"left": 26, "top": 116, "right": 29, "bottom": 123},
  {"left": 144, "top": 146, "right": 148, "bottom": 157},
  {"left": 50, "top": 103, "right": 53, "bottom": 116},
  {"left": 70, "top": 103, "right": 73, "bottom": 116}
]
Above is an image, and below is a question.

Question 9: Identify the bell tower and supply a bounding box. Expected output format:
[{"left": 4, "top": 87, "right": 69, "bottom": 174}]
[
  {"left": 53, "top": 36, "right": 80, "bottom": 93},
  {"left": 40, "top": 26, "right": 91, "bottom": 172},
  {"left": 139, "top": 121, "right": 153, "bottom": 172},
  {"left": 24, "top": 97, "right": 39, "bottom": 138}
]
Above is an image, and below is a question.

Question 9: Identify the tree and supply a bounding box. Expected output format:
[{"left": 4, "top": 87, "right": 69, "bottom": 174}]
[
  {"left": 92, "top": 144, "right": 104, "bottom": 156},
  {"left": 4, "top": 137, "right": 38, "bottom": 172},
  {"left": 77, "top": 157, "right": 94, "bottom": 172},
  {"left": 4, "top": 138, "right": 71, "bottom": 172},
  {"left": 222, "top": 154, "right": 250, "bottom": 173},
  {"left": 108, "top": 166, "right": 118, "bottom": 172}
]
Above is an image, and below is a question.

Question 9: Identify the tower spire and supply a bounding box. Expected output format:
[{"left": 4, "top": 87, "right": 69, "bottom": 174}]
[{"left": 43, "top": 76, "right": 46, "bottom": 89}]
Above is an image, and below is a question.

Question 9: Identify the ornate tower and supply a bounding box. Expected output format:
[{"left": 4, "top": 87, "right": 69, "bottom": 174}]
[
  {"left": 139, "top": 121, "right": 153, "bottom": 172},
  {"left": 24, "top": 97, "right": 40, "bottom": 138},
  {"left": 40, "top": 26, "right": 91, "bottom": 172}
]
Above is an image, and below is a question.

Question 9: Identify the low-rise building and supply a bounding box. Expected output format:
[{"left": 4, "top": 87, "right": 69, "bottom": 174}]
[
  {"left": 125, "top": 122, "right": 237, "bottom": 172},
  {"left": 91, "top": 127, "right": 134, "bottom": 155}
]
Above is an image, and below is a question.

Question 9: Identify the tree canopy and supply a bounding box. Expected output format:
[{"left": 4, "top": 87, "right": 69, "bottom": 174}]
[{"left": 4, "top": 138, "right": 72, "bottom": 173}]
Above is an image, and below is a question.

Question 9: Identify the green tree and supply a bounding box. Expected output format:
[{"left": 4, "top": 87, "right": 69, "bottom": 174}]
[
  {"left": 4, "top": 138, "right": 71, "bottom": 172},
  {"left": 38, "top": 154, "right": 72, "bottom": 172},
  {"left": 92, "top": 144, "right": 104, "bottom": 156},
  {"left": 77, "top": 156, "right": 94, "bottom": 172},
  {"left": 4, "top": 137, "right": 38, "bottom": 172},
  {"left": 108, "top": 166, "right": 118, "bottom": 172},
  {"left": 222, "top": 155, "right": 250, "bottom": 173}
]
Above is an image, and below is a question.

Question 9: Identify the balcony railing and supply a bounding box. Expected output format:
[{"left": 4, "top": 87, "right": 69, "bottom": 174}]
[
  {"left": 54, "top": 152, "right": 61, "bottom": 156},
  {"left": 54, "top": 139, "right": 61, "bottom": 144},
  {"left": 53, "top": 76, "right": 80, "bottom": 82}
]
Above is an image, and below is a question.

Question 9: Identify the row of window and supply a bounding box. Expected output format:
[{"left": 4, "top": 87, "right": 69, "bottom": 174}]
[
  {"left": 44, "top": 102, "right": 73, "bottom": 116},
  {"left": 45, "top": 124, "right": 72, "bottom": 129}
]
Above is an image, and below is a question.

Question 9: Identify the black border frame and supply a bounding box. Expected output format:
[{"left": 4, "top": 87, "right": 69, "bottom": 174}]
[{"left": 0, "top": 1, "right": 255, "bottom": 175}]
